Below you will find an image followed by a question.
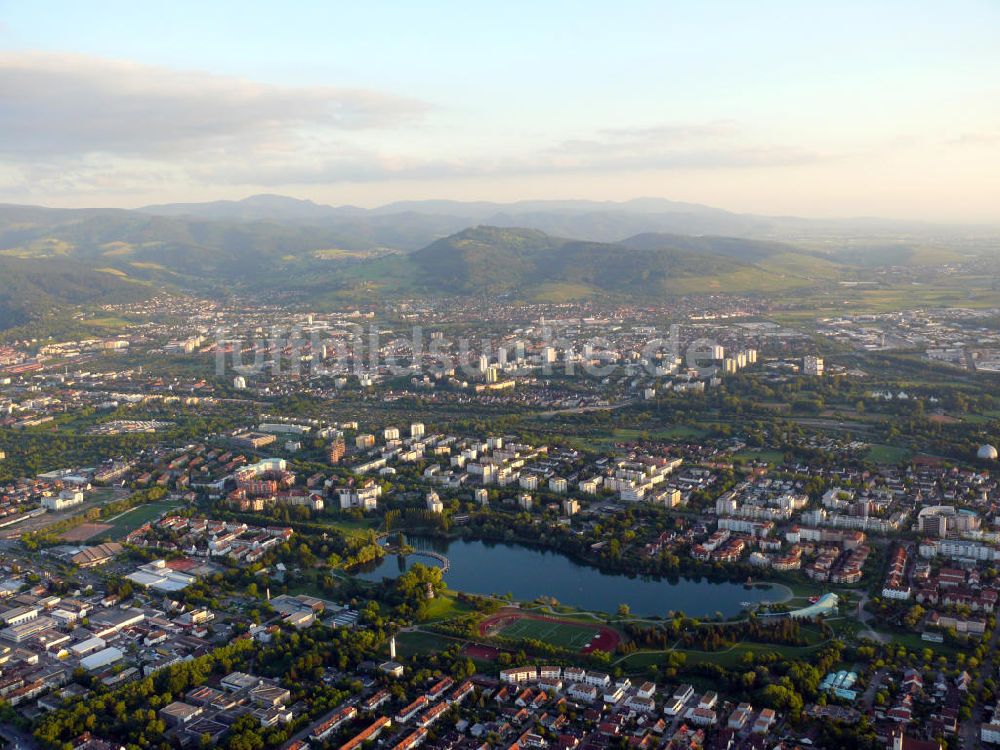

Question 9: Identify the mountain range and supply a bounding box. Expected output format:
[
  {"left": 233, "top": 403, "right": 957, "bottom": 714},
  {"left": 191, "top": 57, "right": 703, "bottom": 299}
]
[
  {"left": 140, "top": 193, "right": 978, "bottom": 244},
  {"left": 0, "top": 194, "right": 994, "bottom": 328}
]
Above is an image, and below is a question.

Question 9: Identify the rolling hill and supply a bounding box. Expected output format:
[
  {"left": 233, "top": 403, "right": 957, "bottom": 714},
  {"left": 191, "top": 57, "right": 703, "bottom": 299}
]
[
  {"left": 405, "top": 226, "right": 838, "bottom": 297},
  {"left": 0, "top": 256, "right": 151, "bottom": 330}
]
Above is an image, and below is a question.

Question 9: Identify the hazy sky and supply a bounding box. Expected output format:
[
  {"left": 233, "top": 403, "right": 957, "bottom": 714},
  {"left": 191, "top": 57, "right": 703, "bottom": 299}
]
[{"left": 1, "top": 0, "right": 999, "bottom": 220}]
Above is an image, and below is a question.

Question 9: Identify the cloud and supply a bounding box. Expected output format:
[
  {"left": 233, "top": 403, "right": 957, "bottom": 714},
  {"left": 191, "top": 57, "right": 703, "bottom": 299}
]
[
  {"left": 0, "top": 54, "right": 823, "bottom": 199},
  {"left": 540, "top": 121, "right": 822, "bottom": 172},
  {"left": 0, "top": 51, "right": 428, "bottom": 159},
  {"left": 948, "top": 131, "right": 1000, "bottom": 146},
  {"left": 596, "top": 121, "right": 740, "bottom": 141},
  {"left": 176, "top": 120, "right": 821, "bottom": 187}
]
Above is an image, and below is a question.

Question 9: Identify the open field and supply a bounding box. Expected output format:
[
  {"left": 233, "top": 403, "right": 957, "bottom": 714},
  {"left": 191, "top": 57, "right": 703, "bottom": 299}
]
[
  {"left": 314, "top": 514, "right": 382, "bottom": 538},
  {"left": 60, "top": 523, "right": 113, "bottom": 542},
  {"left": 732, "top": 449, "right": 785, "bottom": 464},
  {"left": 90, "top": 499, "right": 186, "bottom": 541},
  {"left": 573, "top": 424, "right": 709, "bottom": 451},
  {"left": 619, "top": 641, "right": 826, "bottom": 671},
  {"left": 611, "top": 426, "right": 708, "bottom": 441},
  {"left": 395, "top": 630, "right": 504, "bottom": 669},
  {"left": 769, "top": 283, "right": 1000, "bottom": 321},
  {"left": 866, "top": 443, "right": 913, "bottom": 464},
  {"left": 395, "top": 630, "right": 456, "bottom": 658},
  {"left": 480, "top": 610, "right": 621, "bottom": 654}
]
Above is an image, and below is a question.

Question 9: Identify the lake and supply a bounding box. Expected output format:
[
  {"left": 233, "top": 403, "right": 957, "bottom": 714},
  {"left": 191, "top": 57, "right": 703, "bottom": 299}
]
[{"left": 350, "top": 535, "right": 790, "bottom": 618}]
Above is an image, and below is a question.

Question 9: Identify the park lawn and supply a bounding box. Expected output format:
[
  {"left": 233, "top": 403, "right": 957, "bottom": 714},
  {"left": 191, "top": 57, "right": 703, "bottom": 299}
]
[
  {"left": 676, "top": 641, "right": 826, "bottom": 669},
  {"left": 419, "top": 592, "right": 477, "bottom": 623},
  {"left": 316, "top": 514, "right": 382, "bottom": 538},
  {"left": 884, "top": 631, "right": 960, "bottom": 660},
  {"left": 784, "top": 583, "right": 829, "bottom": 600},
  {"left": 92, "top": 499, "right": 186, "bottom": 541},
  {"left": 797, "top": 622, "right": 837, "bottom": 646},
  {"left": 395, "top": 630, "right": 458, "bottom": 658},
  {"left": 824, "top": 617, "right": 866, "bottom": 640}
]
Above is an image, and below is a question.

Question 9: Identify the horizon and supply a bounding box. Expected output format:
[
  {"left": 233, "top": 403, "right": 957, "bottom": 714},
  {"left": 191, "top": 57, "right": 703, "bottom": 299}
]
[
  {"left": 1, "top": 1, "right": 999, "bottom": 222},
  {"left": 5, "top": 191, "right": 1000, "bottom": 228}
]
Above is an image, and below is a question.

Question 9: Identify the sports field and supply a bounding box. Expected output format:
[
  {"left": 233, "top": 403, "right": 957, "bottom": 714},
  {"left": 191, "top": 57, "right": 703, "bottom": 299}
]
[
  {"left": 480, "top": 611, "right": 621, "bottom": 654},
  {"left": 91, "top": 500, "right": 186, "bottom": 541},
  {"left": 60, "top": 523, "right": 113, "bottom": 542}
]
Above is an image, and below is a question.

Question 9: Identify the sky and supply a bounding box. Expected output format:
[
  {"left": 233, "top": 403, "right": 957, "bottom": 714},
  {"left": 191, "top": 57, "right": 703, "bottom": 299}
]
[{"left": 0, "top": 0, "right": 998, "bottom": 220}]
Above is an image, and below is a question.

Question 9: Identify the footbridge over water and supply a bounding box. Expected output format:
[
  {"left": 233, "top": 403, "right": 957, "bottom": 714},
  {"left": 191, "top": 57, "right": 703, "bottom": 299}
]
[{"left": 377, "top": 533, "right": 451, "bottom": 573}]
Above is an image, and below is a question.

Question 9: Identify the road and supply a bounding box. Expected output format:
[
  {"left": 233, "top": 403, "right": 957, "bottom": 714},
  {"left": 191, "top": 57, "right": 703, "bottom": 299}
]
[
  {"left": 281, "top": 699, "right": 359, "bottom": 749},
  {"left": 0, "top": 486, "right": 131, "bottom": 539},
  {"left": 0, "top": 724, "right": 39, "bottom": 750},
  {"left": 860, "top": 669, "right": 886, "bottom": 710},
  {"left": 852, "top": 591, "right": 889, "bottom": 645},
  {"left": 958, "top": 620, "right": 1000, "bottom": 750}
]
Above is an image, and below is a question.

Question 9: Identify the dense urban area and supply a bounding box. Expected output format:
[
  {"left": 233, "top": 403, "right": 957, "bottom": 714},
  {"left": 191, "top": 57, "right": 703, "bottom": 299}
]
[{"left": 0, "top": 282, "right": 999, "bottom": 750}]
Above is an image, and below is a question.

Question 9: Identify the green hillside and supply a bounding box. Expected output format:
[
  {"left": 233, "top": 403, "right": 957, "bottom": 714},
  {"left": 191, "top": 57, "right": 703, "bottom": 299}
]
[
  {"left": 405, "top": 226, "right": 832, "bottom": 297},
  {"left": 0, "top": 257, "right": 151, "bottom": 330},
  {"left": 6, "top": 200, "right": 981, "bottom": 312}
]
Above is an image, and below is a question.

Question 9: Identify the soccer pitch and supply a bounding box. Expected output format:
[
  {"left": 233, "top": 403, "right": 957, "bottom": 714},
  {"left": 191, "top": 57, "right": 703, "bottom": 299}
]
[{"left": 497, "top": 617, "right": 601, "bottom": 651}]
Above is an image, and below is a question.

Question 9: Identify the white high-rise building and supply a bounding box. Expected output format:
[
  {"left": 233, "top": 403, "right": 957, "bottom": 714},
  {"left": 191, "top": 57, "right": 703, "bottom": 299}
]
[
  {"left": 426, "top": 492, "right": 444, "bottom": 513},
  {"left": 410, "top": 422, "right": 425, "bottom": 438},
  {"left": 803, "top": 356, "right": 824, "bottom": 376}
]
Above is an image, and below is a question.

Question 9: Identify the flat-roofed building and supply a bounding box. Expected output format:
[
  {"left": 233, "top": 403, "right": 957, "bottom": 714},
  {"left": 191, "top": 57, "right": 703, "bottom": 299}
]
[{"left": 159, "top": 700, "right": 203, "bottom": 727}]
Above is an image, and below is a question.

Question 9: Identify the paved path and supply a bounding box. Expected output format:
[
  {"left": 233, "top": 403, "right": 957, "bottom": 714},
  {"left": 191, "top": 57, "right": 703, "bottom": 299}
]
[{"left": 854, "top": 592, "right": 890, "bottom": 644}]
